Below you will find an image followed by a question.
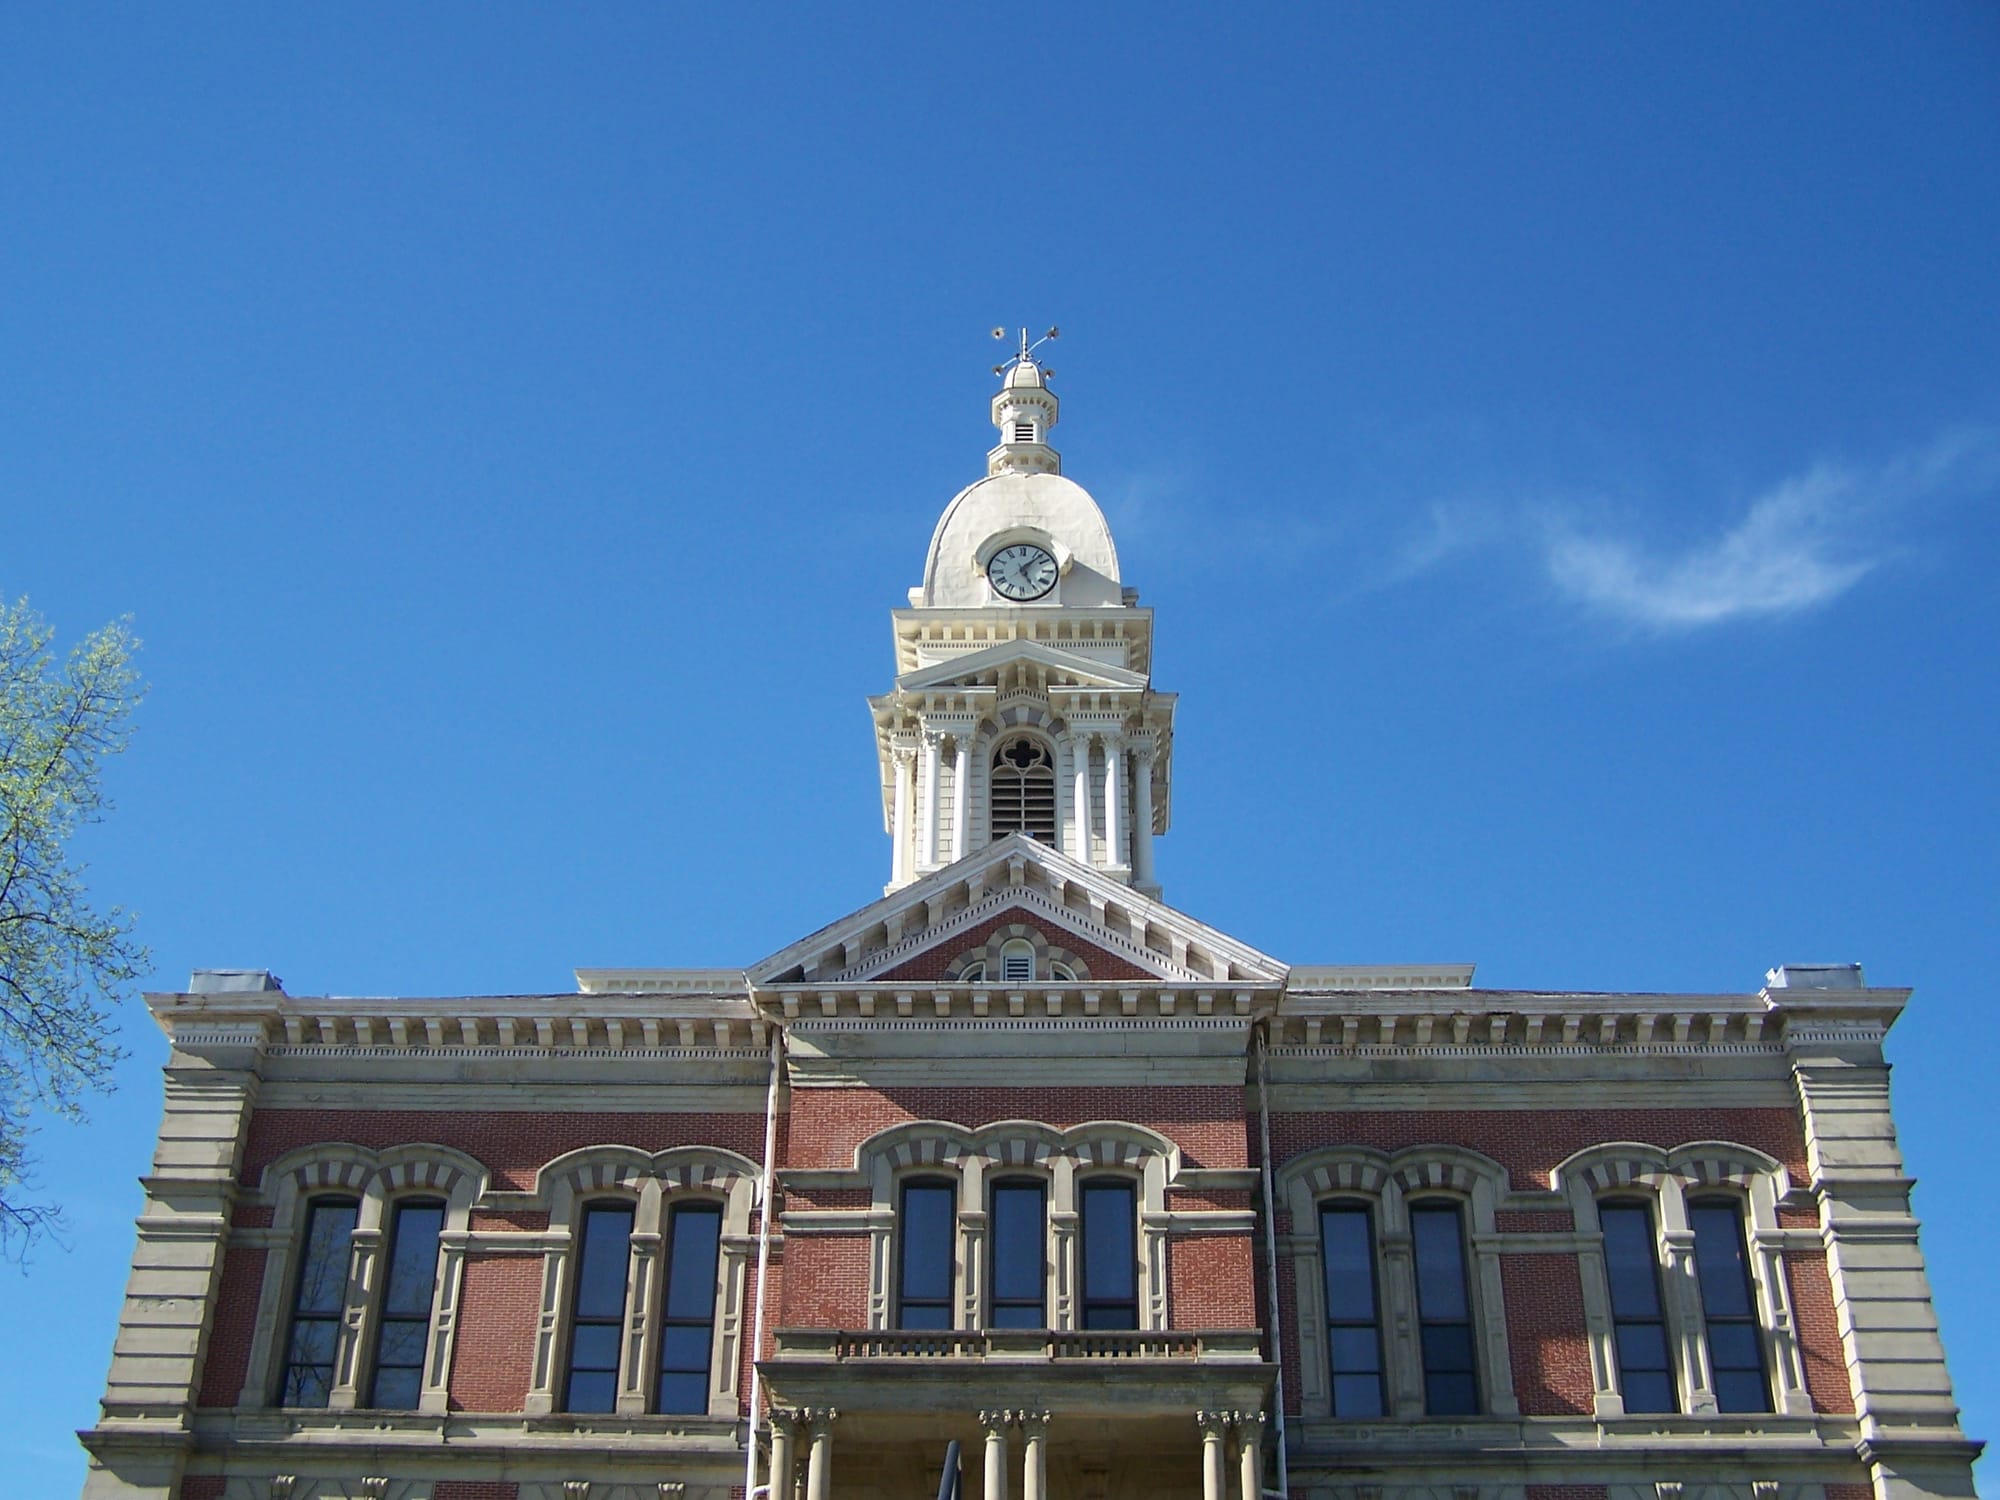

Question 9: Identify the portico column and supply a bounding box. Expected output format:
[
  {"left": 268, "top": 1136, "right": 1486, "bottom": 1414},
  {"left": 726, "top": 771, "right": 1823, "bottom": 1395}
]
[
  {"left": 768, "top": 1408, "right": 802, "bottom": 1500},
  {"left": 1102, "top": 732, "right": 1125, "bottom": 868},
  {"left": 1019, "top": 1410, "right": 1050, "bottom": 1500},
  {"left": 1196, "top": 1411, "right": 1229, "bottom": 1500},
  {"left": 979, "top": 1409, "right": 1011, "bottom": 1500},
  {"left": 952, "top": 735, "right": 972, "bottom": 861},
  {"left": 1132, "top": 741, "right": 1156, "bottom": 888},
  {"left": 803, "top": 1407, "right": 838, "bottom": 1500},
  {"left": 1234, "top": 1412, "right": 1265, "bottom": 1500},
  {"left": 1070, "top": 733, "right": 1093, "bottom": 864},
  {"left": 891, "top": 745, "right": 916, "bottom": 886},
  {"left": 919, "top": 731, "right": 942, "bottom": 870}
]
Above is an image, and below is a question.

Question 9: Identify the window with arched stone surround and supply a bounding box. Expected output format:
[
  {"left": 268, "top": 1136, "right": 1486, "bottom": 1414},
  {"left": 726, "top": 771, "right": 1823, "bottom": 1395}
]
[
  {"left": 946, "top": 922, "right": 1091, "bottom": 985},
  {"left": 1276, "top": 1145, "right": 1520, "bottom": 1420},
  {"left": 240, "top": 1142, "right": 487, "bottom": 1414},
  {"left": 989, "top": 734, "right": 1057, "bottom": 843},
  {"left": 1552, "top": 1141, "right": 1811, "bottom": 1419},
  {"left": 521, "top": 1144, "right": 760, "bottom": 1419},
  {"left": 804, "top": 1119, "right": 1223, "bottom": 1334}
]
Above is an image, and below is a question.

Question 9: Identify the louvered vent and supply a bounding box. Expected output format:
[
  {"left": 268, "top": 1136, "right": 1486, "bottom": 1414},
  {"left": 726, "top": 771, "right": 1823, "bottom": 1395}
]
[{"left": 990, "top": 737, "right": 1056, "bottom": 843}]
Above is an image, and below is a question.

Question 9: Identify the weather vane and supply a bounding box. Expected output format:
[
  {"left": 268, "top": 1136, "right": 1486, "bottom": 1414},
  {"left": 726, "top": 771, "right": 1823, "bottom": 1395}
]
[{"left": 992, "top": 325, "right": 1059, "bottom": 379}]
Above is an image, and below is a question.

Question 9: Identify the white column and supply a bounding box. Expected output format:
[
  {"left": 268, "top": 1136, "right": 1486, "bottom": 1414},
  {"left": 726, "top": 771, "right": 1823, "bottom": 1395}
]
[
  {"left": 1070, "top": 733, "right": 1093, "bottom": 864},
  {"left": 1197, "top": 1411, "right": 1228, "bottom": 1500},
  {"left": 980, "top": 1410, "right": 1011, "bottom": 1500},
  {"left": 919, "top": 731, "right": 942, "bottom": 870},
  {"left": 768, "top": 1408, "right": 801, "bottom": 1500},
  {"left": 804, "top": 1408, "right": 837, "bottom": 1500},
  {"left": 1020, "top": 1411, "right": 1050, "bottom": 1500},
  {"left": 1132, "top": 741, "right": 1156, "bottom": 888},
  {"left": 952, "top": 735, "right": 972, "bottom": 861},
  {"left": 1235, "top": 1412, "right": 1265, "bottom": 1500},
  {"left": 1102, "top": 733, "right": 1125, "bottom": 869},
  {"left": 891, "top": 745, "right": 915, "bottom": 886}
]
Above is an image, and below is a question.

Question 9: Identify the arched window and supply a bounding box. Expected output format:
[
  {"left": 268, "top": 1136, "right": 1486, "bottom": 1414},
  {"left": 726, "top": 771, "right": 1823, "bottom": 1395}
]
[
  {"left": 990, "top": 736, "right": 1056, "bottom": 842},
  {"left": 367, "top": 1198, "right": 445, "bottom": 1409},
  {"left": 898, "top": 1178, "right": 958, "bottom": 1329},
  {"left": 1319, "top": 1200, "right": 1386, "bottom": 1417},
  {"left": 988, "top": 1178, "right": 1047, "bottom": 1328},
  {"left": 280, "top": 1197, "right": 360, "bottom": 1408},
  {"left": 1000, "top": 938, "right": 1036, "bottom": 984},
  {"left": 1409, "top": 1199, "right": 1478, "bottom": 1415},
  {"left": 1079, "top": 1178, "right": 1139, "bottom": 1329},
  {"left": 563, "top": 1201, "right": 636, "bottom": 1413},
  {"left": 1689, "top": 1196, "right": 1771, "bottom": 1413}
]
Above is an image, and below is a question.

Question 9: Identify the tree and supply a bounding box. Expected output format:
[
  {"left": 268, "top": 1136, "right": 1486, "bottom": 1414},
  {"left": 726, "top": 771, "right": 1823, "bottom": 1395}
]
[{"left": 0, "top": 596, "right": 146, "bottom": 1251}]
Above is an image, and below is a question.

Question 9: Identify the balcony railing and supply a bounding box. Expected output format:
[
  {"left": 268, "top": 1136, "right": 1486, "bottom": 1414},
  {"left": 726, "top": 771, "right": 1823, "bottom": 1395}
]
[{"left": 771, "top": 1328, "right": 1265, "bottom": 1364}]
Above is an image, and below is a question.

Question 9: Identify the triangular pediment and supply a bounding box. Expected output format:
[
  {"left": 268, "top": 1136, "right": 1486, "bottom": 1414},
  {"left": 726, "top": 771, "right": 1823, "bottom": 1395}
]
[
  {"left": 896, "top": 639, "right": 1147, "bottom": 694},
  {"left": 749, "top": 835, "right": 1287, "bottom": 990}
]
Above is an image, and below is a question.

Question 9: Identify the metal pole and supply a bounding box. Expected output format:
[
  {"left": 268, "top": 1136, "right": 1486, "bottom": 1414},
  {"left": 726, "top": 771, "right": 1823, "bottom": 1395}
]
[
  {"left": 1255, "top": 1025, "right": 1290, "bottom": 1499},
  {"left": 743, "top": 1023, "right": 785, "bottom": 1500}
]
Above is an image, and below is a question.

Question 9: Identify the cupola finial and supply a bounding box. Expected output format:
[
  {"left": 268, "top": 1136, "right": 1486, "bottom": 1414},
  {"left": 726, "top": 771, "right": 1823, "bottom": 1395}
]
[{"left": 986, "top": 325, "right": 1062, "bottom": 477}]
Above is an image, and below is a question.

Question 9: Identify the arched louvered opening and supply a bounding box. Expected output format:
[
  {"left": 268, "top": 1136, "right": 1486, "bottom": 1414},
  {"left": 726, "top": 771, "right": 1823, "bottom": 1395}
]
[{"left": 990, "top": 735, "right": 1056, "bottom": 843}]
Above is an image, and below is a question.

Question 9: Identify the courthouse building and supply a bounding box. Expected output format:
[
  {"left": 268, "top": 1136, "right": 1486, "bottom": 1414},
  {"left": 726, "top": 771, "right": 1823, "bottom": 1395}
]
[{"left": 80, "top": 348, "right": 1979, "bottom": 1500}]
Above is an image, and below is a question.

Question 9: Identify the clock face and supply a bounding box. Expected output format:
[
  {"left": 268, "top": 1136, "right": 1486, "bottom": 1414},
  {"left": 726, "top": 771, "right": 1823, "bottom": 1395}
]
[{"left": 987, "top": 543, "right": 1059, "bottom": 601}]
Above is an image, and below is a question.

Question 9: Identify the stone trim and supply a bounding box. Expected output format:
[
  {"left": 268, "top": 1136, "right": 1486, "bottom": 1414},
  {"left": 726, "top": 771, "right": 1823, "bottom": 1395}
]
[
  {"left": 241, "top": 1141, "right": 488, "bottom": 1415},
  {"left": 1276, "top": 1143, "right": 1520, "bottom": 1421},
  {"left": 1551, "top": 1141, "right": 1811, "bottom": 1420},
  {"left": 522, "top": 1145, "right": 760, "bottom": 1421}
]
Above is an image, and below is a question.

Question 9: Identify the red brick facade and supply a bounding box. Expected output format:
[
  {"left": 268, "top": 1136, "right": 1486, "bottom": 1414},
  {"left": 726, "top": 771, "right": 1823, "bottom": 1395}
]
[
  {"left": 1501, "top": 1253, "right": 1596, "bottom": 1415},
  {"left": 1167, "top": 1234, "right": 1258, "bottom": 1326},
  {"left": 874, "top": 908, "right": 1154, "bottom": 982},
  {"left": 448, "top": 1252, "right": 543, "bottom": 1412},
  {"left": 1787, "top": 1248, "right": 1857, "bottom": 1414},
  {"left": 196, "top": 1246, "right": 266, "bottom": 1408}
]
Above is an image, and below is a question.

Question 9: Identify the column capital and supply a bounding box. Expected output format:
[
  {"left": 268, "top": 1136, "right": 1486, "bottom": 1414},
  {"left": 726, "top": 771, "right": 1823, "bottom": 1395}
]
[
  {"left": 1233, "top": 1408, "right": 1266, "bottom": 1437},
  {"left": 891, "top": 743, "right": 917, "bottom": 766},
  {"left": 803, "top": 1405, "right": 840, "bottom": 1433},
  {"left": 978, "top": 1408, "right": 1012, "bottom": 1430},
  {"left": 769, "top": 1405, "right": 805, "bottom": 1434},
  {"left": 1017, "top": 1409, "right": 1052, "bottom": 1434},
  {"left": 1195, "top": 1409, "right": 1232, "bottom": 1438},
  {"left": 921, "top": 728, "right": 947, "bottom": 749}
]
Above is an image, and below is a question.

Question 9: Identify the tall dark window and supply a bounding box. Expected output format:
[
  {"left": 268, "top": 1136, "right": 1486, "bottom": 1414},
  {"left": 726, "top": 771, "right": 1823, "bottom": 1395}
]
[
  {"left": 989, "top": 1179, "right": 1047, "bottom": 1328},
  {"left": 1600, "top": 1200, "right": 1676, "bottom": 1413},
  {"left": 898, "top": 1180, "right": 956, "bottom": 1329},
  {"left": 563, "top": 1202, "right": 635, "bottom": 1412},
  {"left": 656, "top": 1202, "right": 722, "bottom": 1413},
  {"left": 1079, "top": 1179, "right": 1139, "bottom": 1329},
  {"left": 367, "top": 1198, "right": 444, "bottom": 1408},
  {"left": 1690, "top": 1198, "right": 1771, "bottom": 1413},
  {"left": 1320, "top": 1203, "right": 1386, "bottom": 1416},
  {"left": 990, "top": 737, "right": 1056, "bottom": 842},
  {"left": 280, "top": 1197, "right": 359, "bottom": 1407},
  {"left": 1410, "top": 1202, "right": 1479, "bottom": 1415}
]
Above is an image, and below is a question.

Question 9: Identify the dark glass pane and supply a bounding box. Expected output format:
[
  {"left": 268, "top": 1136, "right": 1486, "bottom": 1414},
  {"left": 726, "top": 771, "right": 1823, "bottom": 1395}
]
[
  {"left": 376, "top": 1320, "right": 427, "bottom": 1368},
  {"left": 1599, "top": 1205, "right": 1663, "bottom": 1318},
  {"left": 900, "top": 1183, "right": 956, "bottom": 1303},
  {"left": 294, "top": 1200, "right": 359, "bottom": 1315},
  {"left": 382, "top": 1202, "right": 445, "bottom": 1316},
  {"left": 1716, "top": 1369, "right": 1772, "bottom": 1414},
  {"left": 665, "top": 1205, "right": 722, "bottom": 1321},
  {"left": 1410, "top": 1205, "right": 1470, "bottom": 1320},
  {"left": 569, "top": 1323, "right": 621, "bottom": 1370},
  {"left": 1081, "top": 1182, "right": 1137, "bottom": 1306},
  {"left": 1329, "top": 1326, "right": 1382, "bottom": 1373},
  {"left": 567, "top": 1370, "right": 616, "bottom": 1413},
  {"left": 288, "top": 1318, "right": 338, "bottom": 1366},
  {"left": 574, "top": 1206, "right": 635, "bottom": 1318},
  {"left": 1616, "top": 1322, "right": 1670, "bottom": 1372},
  {"left": 1622, "top": 1369, "right": 1677, "bottom": 1414},
  {"left": 1690, "top": 1203, "right": 1756, "bottom": 1318},
  {"left": 991, "top": 1182, "right": 1046, "bottom": 1302},
  {"left": 901, "top": 1303, "right": 952, "bottom": 1330},
  {"left": 1421, "top": 1322, "right": 1475, "bottom": 1374},
  {"left": 657, "top": 1370, "right": 708, "bottom": 1415},
  {"left": 1332, "top": 1372, "right": 1385, "bottom": 1418},
  {"left": 372, "top": 1367, "right": 420, "bottom": 1410},
  {"left": 1426, "top": 1371, "right": 1480, "bottom": 1416},
  {"left": 283, "top": 1362, "right": 333, "bottom": 1407},
  {"left": 1707, "top": 1321, "right": 1761, "bottom": 1371},
  {"left": 660, "top": 1323, "right": 711, "bottom": 1373},
  {"left": 991, "top": 1303, "right": 1043, "bottom": 1329},
  {"left": 1320, "top": 1206, "right": 1378, "bottom": 1322},
  {"left": 1082, "top": 1302, "right": 1139, "bottom": 1330}
]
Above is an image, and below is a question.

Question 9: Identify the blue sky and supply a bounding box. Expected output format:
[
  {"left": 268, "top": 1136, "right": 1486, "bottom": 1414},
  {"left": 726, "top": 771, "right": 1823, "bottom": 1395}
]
[{"left": 3, "top": 6, "right": 1996, "bottom": 1490}]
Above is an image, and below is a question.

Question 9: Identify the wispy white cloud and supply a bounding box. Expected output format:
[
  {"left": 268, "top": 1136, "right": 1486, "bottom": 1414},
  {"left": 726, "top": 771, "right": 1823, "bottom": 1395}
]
[{"left": 1536, "top": 427, "right": 2000, "bottom": 631}]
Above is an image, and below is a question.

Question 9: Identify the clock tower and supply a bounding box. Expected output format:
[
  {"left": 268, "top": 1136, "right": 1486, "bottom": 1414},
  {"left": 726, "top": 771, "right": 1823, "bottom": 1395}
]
[{"left": 870, "top": 338, "right": 1176, "bottom": 895}]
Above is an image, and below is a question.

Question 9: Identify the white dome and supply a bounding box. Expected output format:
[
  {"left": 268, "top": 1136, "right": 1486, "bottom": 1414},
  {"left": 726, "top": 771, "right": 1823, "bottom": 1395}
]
[
  {"left": 1002, "top": 358, "right": 1048, "bottom": 390},
  {"left": 919, "top": 471, "right": 1123, "bottom": 608}
]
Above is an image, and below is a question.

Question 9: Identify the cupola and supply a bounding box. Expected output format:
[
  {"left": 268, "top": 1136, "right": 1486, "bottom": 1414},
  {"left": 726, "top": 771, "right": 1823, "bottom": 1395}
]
[{"left": 988, "top": 327, "right": 1061, "bottom": 477}]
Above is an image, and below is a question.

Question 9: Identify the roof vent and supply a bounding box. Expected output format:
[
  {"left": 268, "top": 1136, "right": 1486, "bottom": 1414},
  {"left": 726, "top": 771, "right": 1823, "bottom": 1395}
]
[
  {"left": 189, "top": 968, "right": 286, "bottom": 994},
  {"left": 1765, "top": 963, "right": 1865, "bottom": 990}
]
